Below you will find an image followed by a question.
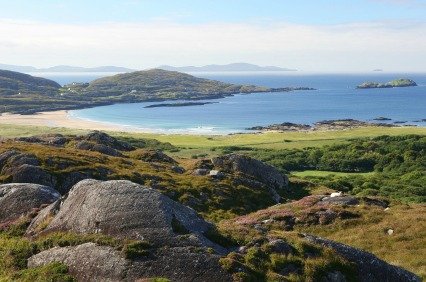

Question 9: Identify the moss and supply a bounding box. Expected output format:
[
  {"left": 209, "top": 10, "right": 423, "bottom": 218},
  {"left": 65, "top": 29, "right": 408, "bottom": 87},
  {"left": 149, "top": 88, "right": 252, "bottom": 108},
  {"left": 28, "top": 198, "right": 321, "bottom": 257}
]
[
  {"left": 35, "top": 232, "right": 121, "bottom": 251},
  {"left": 14, "top": 262, "right": 75, "bottom": 282},
  {"left": 122, "top": 241, "right": 151, "bottom": 259}
]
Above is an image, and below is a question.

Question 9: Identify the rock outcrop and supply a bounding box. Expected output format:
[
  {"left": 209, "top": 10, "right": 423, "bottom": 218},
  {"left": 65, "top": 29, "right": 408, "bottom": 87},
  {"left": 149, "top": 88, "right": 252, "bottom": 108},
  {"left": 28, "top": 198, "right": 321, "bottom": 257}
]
[
  {"left": 28, "top": 243, "right": 129, "bottom": 282},
  {"left": 74, "top": 140, "right": 123, "bottom": 157},
  {"left": 212, "top": 154, "right": 288, "bottom": 190},
  {"left": 37, "top": 179, "right": 218, "bottom": 247},
  {"left": 0, "top": 150, "right": 57, "bottom": 187},
  {"left": 0, "top": 183, "right": 60, "bottom": 224},
  {"left": 76, "top": 131, "right": 134, "bottom": 151},
  {"left": 14, "top": 134, "right": 68, "bottom": 147},
  {"left": 28, "top": 242, "right": 231, "bottom": 282},
  {"left": 132, "top": 149, "right": 176, "bottom": 164},
  {"left": 27, "top": 179, "right": 232, "bottom": 281},
  {"left": 303, "top": 234, "right": 421, "bottom": 282}
]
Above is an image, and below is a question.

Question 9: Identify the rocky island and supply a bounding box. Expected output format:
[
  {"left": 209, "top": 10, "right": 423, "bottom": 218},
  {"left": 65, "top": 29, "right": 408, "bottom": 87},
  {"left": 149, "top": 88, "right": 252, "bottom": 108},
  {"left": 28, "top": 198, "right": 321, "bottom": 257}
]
[{"left": 356, "top": 78, "right": 417, "bottom": 89}]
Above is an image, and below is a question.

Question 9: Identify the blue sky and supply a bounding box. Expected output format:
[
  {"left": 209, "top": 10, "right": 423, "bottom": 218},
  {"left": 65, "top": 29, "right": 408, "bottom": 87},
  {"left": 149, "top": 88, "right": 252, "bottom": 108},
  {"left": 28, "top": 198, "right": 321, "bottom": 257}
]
[
  {"left": 0, "top": 0, "right": 425, "bottom": 71},
  {"left": 1, "top": 0, "right": 425, "bottom": 24}
]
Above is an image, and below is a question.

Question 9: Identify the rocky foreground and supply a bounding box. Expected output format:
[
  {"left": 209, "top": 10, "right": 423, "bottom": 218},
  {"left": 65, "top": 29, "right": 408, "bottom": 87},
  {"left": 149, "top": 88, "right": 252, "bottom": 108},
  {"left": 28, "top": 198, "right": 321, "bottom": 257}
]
[{"left": 0, "top": 131, "right": 422, "bottom": 281}]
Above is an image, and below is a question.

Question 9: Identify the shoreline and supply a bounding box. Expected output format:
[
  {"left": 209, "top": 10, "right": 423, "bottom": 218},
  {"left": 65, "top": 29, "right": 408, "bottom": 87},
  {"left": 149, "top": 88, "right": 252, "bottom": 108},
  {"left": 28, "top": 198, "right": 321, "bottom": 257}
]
[
  {"left": 0, "top": 110, "right": 136, "bottom": 133},
  {"left": 0, "top": 110, "right": 425, "bottom": 136}
]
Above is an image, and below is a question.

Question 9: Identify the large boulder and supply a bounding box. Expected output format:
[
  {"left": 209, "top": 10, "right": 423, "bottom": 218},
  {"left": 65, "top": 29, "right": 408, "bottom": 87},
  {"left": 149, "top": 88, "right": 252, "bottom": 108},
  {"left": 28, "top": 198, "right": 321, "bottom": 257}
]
[
  {"left": 35, "top": 179, "right": 222, "bottom": 250},
  {"left": 0, "top": 183, "right": 60, "bottom": 224},
  {"left": 28, "top": 242, "right": 231, "bottom": 282},
  {"left": 27, "top": 179, "right": 232, "bottom": 281},
  {"left": 212, "top": 154, "right": 288, "bottom": 189},
  {"left": 303, "top": 234, "right": 421, "bottom": 282},
  {"left": 28, "top": 243, "right": 129, "bottom": 282}
]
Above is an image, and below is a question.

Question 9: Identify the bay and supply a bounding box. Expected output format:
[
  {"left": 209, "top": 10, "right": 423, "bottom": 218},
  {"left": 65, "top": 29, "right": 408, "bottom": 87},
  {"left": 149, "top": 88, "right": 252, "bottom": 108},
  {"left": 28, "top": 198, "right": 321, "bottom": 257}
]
[{"left": 38, "top": 72, "right": 426, "bottom": 134}]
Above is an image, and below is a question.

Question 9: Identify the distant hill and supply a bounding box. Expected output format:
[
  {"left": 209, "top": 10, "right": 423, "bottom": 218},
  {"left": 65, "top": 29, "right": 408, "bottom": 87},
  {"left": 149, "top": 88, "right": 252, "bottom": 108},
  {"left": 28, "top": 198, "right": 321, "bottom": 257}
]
[
  {"left": 1, "top": 68, "right": 311, "bottom": 114},
  {"left": 158, "top": 63, "right": 297, "bottom": 72},
  {"left": 72, "top": 68, "right": 273, "bottom": 99},
  {"left": 0, "top": 69, "right": 61, "bottom": 96},
  {"left": 0, "top": 63, "right": 135, "bottom": 73}
]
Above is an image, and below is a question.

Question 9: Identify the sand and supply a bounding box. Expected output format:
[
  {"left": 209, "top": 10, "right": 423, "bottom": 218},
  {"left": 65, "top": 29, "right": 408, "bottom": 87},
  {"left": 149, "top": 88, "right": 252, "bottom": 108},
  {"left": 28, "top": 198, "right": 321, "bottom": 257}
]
[{"left": 0, "top": 110, "right": 134, "bottom": 132}]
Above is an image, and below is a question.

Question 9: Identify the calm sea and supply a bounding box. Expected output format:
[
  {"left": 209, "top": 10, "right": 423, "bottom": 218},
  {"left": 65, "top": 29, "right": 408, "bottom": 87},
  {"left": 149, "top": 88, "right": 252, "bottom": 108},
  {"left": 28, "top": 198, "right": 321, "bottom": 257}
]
[{"left": 36, "top": 72, "right": 426, "bottom": 134}]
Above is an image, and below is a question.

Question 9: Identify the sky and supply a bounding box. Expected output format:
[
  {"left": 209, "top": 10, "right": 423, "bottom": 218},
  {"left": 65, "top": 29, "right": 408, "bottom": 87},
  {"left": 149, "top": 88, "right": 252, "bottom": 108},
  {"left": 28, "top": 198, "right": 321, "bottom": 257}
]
[{"left": 0, "top": 0, "right": 425, "bottom": 72}]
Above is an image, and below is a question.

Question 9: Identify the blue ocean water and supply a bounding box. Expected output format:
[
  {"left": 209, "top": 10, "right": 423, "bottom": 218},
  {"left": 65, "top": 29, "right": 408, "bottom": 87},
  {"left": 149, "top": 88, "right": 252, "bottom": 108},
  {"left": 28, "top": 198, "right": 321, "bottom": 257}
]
[{"left": 38, "top": 72, "right": 426, "bottom": 134}]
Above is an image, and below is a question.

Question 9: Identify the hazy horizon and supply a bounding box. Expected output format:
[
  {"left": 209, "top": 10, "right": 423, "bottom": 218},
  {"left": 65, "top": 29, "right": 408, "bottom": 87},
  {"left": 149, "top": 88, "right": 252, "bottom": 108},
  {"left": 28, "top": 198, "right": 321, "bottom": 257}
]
[{"left": 1, "top": 0, "right": 425, "bottom": 72}]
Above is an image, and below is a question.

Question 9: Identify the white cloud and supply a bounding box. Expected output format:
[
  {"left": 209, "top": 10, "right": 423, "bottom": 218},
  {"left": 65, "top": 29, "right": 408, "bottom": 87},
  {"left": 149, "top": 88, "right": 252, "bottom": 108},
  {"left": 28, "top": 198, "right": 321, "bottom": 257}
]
[{"left": 0, "top": 19, "right": 425, "bottom": 72}]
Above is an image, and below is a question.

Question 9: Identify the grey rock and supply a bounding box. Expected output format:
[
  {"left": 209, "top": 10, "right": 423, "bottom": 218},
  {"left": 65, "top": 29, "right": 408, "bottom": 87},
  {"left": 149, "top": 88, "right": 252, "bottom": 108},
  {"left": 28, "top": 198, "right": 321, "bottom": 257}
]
[
  {"left": 303, "top": 234, "right": 421, "bottom": 282},
  {"left": 193, "top": 168, "right": 210, "bottom": 176},
  {"left": 171, "top": 165, "right": 185, "bottom": 174},
  {"left": 28, "top": 242, "right": 231, "bottom": 282},
  {"left": 361, "top": 197, "right": 389, "bottom": 208},
  {"left": 320, "top": 196, "right": 359, "bottom": 206},
  {"left": 211, "top": 154, "right": 288, "bottom": 189},
  {"left": 127, "top": 246, "right": 231, "bottom": 282},
  {"left": 75, "top": 141, "right": 123, "bottom": 157},
  {"left": 14, "top": 134, "right": 68, "bottom": 147},
  {"left": 0, "top": 150, "right": 20, "bottom": 169},
  {"left": 77, "top": 131, "right": 134, "bottom": 151},
  {"left": 10, "top": 164, "right": 57, "bottom": 187},
  {"left": 28, "top": 243, "right": 129, "bottom": 282},
  {"left": 26, "top": 199, "right": 62, "bottom": 235},
  {"left": 0, "top": 183, "right": 60, "bottom": 224},
  {"left": 41, "top": 179, "right": 224, "bottom": 252},
  {"left": 135, "top": 149, "right": 176, "bottom": 164},
  {"left": 322, "top": 271, "right": 347, "bottom": 282},
  {"left": 317, "top": 209, "right": 338, "bottom": 225},
  {"left": 0, "top": 151, "right": 40, "bottom": 174},
  {"left": 267, "top": 239, "right": 293, "bottom": 255}
]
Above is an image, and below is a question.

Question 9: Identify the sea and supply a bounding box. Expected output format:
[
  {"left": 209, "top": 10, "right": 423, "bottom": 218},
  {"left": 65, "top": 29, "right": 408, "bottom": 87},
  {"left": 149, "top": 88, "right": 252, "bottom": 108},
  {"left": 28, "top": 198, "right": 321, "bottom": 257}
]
[{"left": 34, "top": 72, "right": 426, "bottom": 134}]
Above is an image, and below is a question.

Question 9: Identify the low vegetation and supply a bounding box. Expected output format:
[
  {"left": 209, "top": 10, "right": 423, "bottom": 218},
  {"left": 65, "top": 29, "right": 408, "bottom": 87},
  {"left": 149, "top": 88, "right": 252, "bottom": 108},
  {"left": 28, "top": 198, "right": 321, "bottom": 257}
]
[{"left": 0, "top": 124, "right": 424, "bottom": 280}]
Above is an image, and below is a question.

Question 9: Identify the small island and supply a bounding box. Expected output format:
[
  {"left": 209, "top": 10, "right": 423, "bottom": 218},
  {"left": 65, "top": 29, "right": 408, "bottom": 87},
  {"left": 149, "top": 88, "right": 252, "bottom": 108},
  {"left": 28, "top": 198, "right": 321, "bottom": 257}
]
[
  {"left": 357, "top": 78, "right": 417, "bottom": 89},
  {"left": 144, "top": 101, "right": 217, "bottom": 108}
]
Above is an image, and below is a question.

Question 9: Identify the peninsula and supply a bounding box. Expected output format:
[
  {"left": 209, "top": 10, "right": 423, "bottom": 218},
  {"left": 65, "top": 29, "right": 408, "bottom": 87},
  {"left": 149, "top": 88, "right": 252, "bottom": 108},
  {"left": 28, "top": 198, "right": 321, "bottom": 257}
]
[{"left": 0, "top": 68, "right": 314, "bottom": 114}]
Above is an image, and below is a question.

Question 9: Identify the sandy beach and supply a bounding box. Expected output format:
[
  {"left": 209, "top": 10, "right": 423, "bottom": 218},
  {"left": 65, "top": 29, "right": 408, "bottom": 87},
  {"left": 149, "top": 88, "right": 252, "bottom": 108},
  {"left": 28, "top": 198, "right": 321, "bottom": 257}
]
[{"left": 0, "top": 110, "right": 133, "bottom": 132}]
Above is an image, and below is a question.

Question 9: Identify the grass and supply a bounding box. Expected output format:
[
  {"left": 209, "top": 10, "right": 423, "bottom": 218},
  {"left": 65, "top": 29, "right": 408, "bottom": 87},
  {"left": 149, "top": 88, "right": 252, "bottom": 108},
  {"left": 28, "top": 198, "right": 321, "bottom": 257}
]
[
  {"left": 1, "top": 123, "right": 425, "bottom": 158},
  {"left": 298, "top": 204, "right": 426, "bottom": 279},
  {"left": 292, "top": 170, "right": 375, "bottom": 178},
  {"left": 220, "top": 200, "right": 426, "bottom": 279}
]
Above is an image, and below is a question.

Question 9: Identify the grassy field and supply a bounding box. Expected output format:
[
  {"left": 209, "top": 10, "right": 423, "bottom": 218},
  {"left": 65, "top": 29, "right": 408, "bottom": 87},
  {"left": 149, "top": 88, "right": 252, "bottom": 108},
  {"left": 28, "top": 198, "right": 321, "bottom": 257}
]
[{"left": 1, "top": 123, "right": 425, "bottom": 158}]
